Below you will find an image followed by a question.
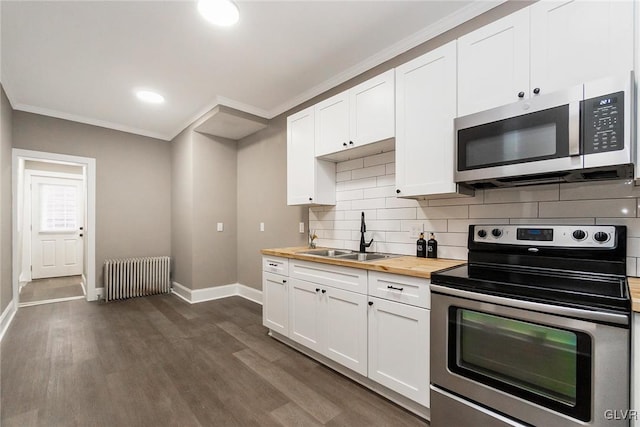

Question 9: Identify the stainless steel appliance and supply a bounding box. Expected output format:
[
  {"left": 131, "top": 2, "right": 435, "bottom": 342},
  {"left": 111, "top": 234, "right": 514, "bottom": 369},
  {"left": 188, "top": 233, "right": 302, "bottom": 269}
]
[
  {"left": 430, "top": 225, "right": 631, "bottom": 427},
  {"left": 455, "top": 73, "right": 634, "bottom": 187}
]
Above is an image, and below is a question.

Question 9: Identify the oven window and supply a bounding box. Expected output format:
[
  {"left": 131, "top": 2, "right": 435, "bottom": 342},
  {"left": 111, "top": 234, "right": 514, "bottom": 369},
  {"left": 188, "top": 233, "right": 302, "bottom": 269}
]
[{"left": 449, "top": 308, "right": 591, "bottom": 421}]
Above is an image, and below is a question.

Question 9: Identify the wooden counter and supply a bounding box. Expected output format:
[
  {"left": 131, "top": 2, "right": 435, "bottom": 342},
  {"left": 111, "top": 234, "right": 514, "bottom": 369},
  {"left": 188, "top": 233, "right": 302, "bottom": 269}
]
[
  {"left": 629, "top": 277, "right": 640, "bottom": 313},
  {"left": 261, "top": 246, "right": 465, "bottom": 279}
]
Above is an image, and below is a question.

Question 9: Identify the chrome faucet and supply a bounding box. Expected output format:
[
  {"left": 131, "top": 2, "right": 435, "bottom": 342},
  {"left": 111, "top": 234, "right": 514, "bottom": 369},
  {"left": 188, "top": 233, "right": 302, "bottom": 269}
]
[{"left": 359, "top": 212, "right": 373, "bottom": 253}]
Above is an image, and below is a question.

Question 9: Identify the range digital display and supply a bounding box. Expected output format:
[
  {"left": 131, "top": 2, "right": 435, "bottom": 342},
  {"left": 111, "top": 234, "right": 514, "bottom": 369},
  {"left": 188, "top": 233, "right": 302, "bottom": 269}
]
[{"left": 517, "top": 228, "right": 553, "bottom": 241}]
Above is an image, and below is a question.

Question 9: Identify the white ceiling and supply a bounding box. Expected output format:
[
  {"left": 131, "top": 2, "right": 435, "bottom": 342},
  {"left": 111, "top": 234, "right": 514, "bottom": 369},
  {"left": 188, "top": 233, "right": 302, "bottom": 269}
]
[{"left": 1, "top": 1, "right": 500, "bottom": 141}]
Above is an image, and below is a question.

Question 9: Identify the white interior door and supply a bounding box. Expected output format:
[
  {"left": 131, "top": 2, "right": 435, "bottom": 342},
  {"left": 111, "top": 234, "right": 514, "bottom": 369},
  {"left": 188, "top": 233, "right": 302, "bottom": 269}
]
[{"left": 31, "top": 176, "right": 84, "bottom": 279}]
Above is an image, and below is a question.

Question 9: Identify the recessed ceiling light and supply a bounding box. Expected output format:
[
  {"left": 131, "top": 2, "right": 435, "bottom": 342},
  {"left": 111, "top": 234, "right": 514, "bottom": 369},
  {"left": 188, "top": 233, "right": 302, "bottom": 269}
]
[
  {"left": 198, "top": 0, "right": 239, "bottom": 27},
  {"left": 136, "top": 90, "right": 165, "bottom": 104}
]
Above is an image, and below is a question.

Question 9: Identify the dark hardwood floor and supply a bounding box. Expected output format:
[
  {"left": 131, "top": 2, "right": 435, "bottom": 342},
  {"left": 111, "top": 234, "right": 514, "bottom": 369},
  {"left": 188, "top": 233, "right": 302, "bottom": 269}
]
[
  {"left": 19, "top": 275, "right": 84, "bottom": 304},
  {"left": 1, "top": 294, "right": 428, "bottom": 427}
]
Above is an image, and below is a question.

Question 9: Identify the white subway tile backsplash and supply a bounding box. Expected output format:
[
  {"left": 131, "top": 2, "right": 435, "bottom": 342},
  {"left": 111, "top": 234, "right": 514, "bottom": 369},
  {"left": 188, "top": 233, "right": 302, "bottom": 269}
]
[
  {"left": 336, "top": 170, "right": 352, "bottom": 182},
  {"left": 352, "top": 165, "right": 386, "bottom": 180},
  {"left": 484, "top": 185, "right": 559, "bottom": 204},
  {"left": 336, "top": 189, "right": 364, "bottom": 201},
  {"left": 418, "top": 205, "right": 468, "bottom": 220},
  {"left": 364, "top": 151, "right": 395, "bottom": 167},
  {"left": 307, "top": 153, "right": 640, "bottom": 273},
  {"left": 539, "top": 199, "right": 636, "bottom": 218},
  {"left": 376, "top": 208, "right": 417, "bottom": 220},
  {"left": 351, "top": 198, "right": 387, "bottom": 210},
  {"left": 470, "top": 202, "right": 538, "bottom": 219},
  {"left": 560, "top": 180, "right": 640, "bottom": 200},
  {"left": 336, "top": 158, "right": 364, "bottom": 172},
  {"left": 364, "top": 185, "right": 396, "bottom": 199}
]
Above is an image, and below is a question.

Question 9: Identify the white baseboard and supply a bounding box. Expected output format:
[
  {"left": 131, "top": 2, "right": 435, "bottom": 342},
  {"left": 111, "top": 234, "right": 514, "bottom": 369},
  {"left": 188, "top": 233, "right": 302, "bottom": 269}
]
[
  {"left": 0, "top": 300, "right": 17, "bottom": 342},
  {"left": 171, "top": 282, "right": 262, "bottom": 305}
]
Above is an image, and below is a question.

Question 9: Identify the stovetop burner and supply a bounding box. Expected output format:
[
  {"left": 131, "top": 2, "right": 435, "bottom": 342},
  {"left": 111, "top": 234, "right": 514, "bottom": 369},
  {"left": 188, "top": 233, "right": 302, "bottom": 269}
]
[{"left": 431, "top": 224, "right": 630, "bottom": 315}]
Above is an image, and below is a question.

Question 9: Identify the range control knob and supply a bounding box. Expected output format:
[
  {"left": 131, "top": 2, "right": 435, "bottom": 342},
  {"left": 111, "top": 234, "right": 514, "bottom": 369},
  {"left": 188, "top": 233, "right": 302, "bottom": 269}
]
[
  {"left": 477, "top": 229, "right": 487, "bottom": 238},
  {"left": 572, "top": 230, "right": 587, "bottom": 241},
  {"left": 594, "top": 232, "right": 609, "bottom": 243},
  {"left": 491, "top": 228, "right": 502, "bottom": 238}
]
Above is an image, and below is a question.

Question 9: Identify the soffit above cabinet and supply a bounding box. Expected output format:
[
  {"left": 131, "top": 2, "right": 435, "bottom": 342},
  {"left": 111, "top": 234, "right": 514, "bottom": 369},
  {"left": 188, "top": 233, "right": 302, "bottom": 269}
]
[{"left": 194, "top": 105, "right": 269, "bottom": 141}]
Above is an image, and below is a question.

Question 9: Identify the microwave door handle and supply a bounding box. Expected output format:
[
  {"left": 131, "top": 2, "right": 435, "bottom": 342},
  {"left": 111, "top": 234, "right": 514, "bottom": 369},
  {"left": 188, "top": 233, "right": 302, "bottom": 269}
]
[{"left": 568, "top": 101, "right": 581, "bottom": 156}]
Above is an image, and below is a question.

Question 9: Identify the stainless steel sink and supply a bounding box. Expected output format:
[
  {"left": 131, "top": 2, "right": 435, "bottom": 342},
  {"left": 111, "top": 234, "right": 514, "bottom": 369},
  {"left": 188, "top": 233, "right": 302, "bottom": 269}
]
[
  {"left": 337, "top": 252, "right": 396, "bottom": 261},
  {"left": 300, "top": 249, "right": 354, "bottom": 257}
]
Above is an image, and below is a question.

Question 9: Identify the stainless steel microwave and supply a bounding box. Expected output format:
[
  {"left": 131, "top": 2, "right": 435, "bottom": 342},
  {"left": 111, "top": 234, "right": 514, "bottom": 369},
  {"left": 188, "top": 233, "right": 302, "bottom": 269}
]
[{"left": 454, "top": 73, "right": 635, "bottom": 188}]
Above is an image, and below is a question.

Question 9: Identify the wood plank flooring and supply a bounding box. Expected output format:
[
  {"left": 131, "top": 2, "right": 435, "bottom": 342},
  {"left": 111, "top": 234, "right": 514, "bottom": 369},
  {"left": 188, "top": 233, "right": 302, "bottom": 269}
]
[
  {"left": 19, "top": 275, "right": 84, "bottom": 303},
  {"left": 1, "top": 295, "right": 428, "bottom": 427}
]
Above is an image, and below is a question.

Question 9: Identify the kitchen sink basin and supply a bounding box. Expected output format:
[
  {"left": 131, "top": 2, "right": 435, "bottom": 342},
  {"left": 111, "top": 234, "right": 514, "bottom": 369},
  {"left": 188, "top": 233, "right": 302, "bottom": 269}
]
[
  {"left": 300, "top": 249, "right": 354, "bottom": 257},
  {"left": 337, "top": 252, "right": 396, "bottom": 261}
]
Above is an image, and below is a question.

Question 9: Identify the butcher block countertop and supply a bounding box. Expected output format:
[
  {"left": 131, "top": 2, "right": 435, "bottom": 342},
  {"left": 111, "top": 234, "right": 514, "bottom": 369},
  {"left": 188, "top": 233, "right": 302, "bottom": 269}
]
[
  {"left": 628, "top": 277, "right": 640, "bottom": 313},
  {"left": 261, "top": 246, "right": 465, "bottom": 280}
]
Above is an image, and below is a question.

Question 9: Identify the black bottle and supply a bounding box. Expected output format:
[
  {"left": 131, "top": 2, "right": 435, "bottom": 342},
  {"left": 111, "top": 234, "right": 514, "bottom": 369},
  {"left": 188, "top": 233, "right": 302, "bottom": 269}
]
[
  {"left": 427, "top": 233, "right": 438, "bottom": 258},
  {"left": 416, "top": 232, "right": 426, "bottom": 258}
]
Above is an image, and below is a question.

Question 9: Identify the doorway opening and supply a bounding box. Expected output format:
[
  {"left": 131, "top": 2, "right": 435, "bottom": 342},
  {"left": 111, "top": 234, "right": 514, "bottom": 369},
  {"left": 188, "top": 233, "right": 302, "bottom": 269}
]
[{"left": 12, "top": 149, "right": 96, "bottom": 308}]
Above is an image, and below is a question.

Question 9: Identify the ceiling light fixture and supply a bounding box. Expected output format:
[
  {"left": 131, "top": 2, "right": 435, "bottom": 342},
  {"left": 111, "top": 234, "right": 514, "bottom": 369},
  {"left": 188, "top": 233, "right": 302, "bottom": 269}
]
[
  {"left": 197, "top": 0, "right": 239, "bottom": 27},
  {"left": 136, "top": 90, "right": 165, "bottom": 104}
]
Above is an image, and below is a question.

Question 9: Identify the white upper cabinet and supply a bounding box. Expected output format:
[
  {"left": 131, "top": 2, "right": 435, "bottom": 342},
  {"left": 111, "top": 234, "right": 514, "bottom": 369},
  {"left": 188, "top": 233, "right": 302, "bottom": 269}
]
[
  {"left": 287, "top": 106, "right": 336, "bottom": 206},
  {"left": 315, "top": 70, "right": 395, "bottom": 158},
  {"left": 395, "top": 40, "right": 472, "bottom": 199},
  {"left": 457, "top": 8, "right": 530, "bottom": 117},
  {"left": 530, "top": 0, "right": 634, "bottom": 96},
  {"left": 458, "top": 1, "right": 634, "bottom": 117}
]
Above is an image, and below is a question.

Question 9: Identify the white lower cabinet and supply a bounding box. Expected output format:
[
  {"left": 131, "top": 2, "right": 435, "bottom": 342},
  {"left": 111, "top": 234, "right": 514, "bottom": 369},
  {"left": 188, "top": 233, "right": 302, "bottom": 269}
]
[
  {"left": 289, "top": 277, "right": 368, "bottom": 376},
  {"left": 263, "top": 258, "right": 430, "bottom": 409},
  {"left": 368, "top": 296, "right": 430, "bottom": 406}
]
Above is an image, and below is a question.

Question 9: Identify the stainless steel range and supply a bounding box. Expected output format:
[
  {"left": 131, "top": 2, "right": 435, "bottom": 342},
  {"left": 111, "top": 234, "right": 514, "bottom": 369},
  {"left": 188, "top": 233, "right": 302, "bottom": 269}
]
[{"left": 430, "top": 224, "right": 631, "bottom": 427}]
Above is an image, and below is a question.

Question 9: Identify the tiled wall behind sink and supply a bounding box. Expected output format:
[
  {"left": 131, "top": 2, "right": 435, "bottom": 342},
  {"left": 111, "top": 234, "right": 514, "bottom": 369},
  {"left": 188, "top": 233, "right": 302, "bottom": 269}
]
[{"left": 308, "top": 151, "right": 640, "bottom": 277}]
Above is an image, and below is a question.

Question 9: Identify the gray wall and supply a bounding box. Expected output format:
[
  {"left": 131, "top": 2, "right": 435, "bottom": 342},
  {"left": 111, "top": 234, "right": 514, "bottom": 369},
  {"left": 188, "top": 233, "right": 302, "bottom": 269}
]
[
  {"left": 234, "top": 1, "right": 529, "bottom": 290},
  {"left": 237, "top": 117, "right": 308, "bottom": 289},
  {"left": 171, "top": 126, "right": 238, "bottom": 290},
  {"left": 1, "top": 85, "right": 13, "bottom": 313},
  {"left": 12, "top": 112, "right": 172, "bottom": 289}
]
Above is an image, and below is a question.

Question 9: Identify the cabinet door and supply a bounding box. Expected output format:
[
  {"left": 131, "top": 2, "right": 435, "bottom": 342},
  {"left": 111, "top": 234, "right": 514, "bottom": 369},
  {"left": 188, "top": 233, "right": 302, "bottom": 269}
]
[
  {"left": 530, "top": 0, "right": 634, "bottom": 96},
  {"left": 349, "top": 69, "right": 395, "bottom": 147},
  {"left": 262, "top": 272, "right": 289, "bottom": 336},
  {"left": 457, "top": 8, "right": 530, "bottom": 116},
  {"left": 287, "top": 107, "right": 316, "bottom": 205},
  {"left": 315, "top": 92, "right": 349, "bottom": 157},
  {"left": 368, "top": 297, "right": 429, "bottom": 406},
  {"left": 323, "top": 287, "right": 368, "bottom": 376},
  {"left": 395, "top": 41, "right": 460, "bottom": 198},
  {"left": 289, "top": 278, "right": 323, "bottom": 353}
]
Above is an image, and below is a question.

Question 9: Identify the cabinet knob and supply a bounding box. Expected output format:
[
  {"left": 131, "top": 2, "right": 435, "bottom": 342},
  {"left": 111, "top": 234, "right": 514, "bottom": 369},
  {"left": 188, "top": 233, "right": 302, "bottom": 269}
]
[
  {"left": 315, "top": 288, "right": 320, "bottom": 292},
  {"left": 349, "top": 141, "right": 354, "bottom": 145},
  {"left": 396, "top": 189, "right": 401, "bottom": 194},
  {"left": 321, "top": 289, "right": 327, "bottom": 294},
  {"left": 368, "top": 301, "right": 373, "bottom": 306},
  {"left": 533, "top": 87, "right": 541, "bottom": 95},
  {"left": 283, "top": 280, "right": 287, "bottom": 283},
  {"left": 309, "top": 197, "right": 313, "bottom": 201},
  {"left": 343, "top": 142, "right": 347, "bottom": 147},
  {"left": 517, "top": 91, "right": 525, "bottom": 98}
]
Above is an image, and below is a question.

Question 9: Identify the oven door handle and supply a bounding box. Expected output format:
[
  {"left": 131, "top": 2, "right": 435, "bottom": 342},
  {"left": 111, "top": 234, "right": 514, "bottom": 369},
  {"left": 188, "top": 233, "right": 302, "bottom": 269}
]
[{"left": 430, "top": 284, "right": 629, "bottom": 326}]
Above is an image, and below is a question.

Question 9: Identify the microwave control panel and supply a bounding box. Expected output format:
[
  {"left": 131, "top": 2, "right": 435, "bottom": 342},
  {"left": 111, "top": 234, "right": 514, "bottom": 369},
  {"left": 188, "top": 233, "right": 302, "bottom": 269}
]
[{"left": 582, "top": 91, "right": 624, "bottom": 154}]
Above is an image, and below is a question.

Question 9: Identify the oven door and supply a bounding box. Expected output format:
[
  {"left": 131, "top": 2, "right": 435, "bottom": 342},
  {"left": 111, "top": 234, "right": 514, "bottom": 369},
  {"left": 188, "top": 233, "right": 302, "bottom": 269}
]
[
  {"left": 455, "top": 84, "right": 583, "bottom": 184},
  {"left": 431, "top": 285, "right": 630, "bottom": 427}
]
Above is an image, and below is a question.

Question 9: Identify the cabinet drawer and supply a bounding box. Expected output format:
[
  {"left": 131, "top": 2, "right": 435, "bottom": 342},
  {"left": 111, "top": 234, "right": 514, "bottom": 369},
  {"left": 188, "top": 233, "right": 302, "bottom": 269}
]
[
  {"left": 289, "top": 259, "right": 367, "bottom": 294},
  {"left": 262, "top": 256, "right": 289, "bottom": 276},
  {"left": 368, "top": 271, "right": 430, "bottom": 309}
]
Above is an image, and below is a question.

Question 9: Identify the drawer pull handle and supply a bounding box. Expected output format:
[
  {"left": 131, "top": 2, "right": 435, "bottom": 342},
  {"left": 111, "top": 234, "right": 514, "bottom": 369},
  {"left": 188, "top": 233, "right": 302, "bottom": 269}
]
[{"left": 387, "top": 285, "right": 404, "bottom": 291}]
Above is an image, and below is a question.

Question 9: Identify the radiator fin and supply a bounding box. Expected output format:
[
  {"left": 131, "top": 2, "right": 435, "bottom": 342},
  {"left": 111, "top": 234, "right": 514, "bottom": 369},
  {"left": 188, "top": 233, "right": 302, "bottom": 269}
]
[{"left": 104, "top": 256, "right": 171, "bottom": 302}]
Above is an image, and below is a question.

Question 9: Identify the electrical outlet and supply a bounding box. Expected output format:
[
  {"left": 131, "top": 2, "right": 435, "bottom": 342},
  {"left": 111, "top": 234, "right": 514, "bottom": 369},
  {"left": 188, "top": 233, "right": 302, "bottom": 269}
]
[
  {"left": 409, "top": 224, "right": 423, "bottom": 239},
  {"left": 217, "top": 222, "right": 224, "bottom": 232},
  {"left": 299, "top": 222, "right": 305, "bottom": 233},
  {"left": 260, "top": 222, "right": 265, "bottom": 232}
]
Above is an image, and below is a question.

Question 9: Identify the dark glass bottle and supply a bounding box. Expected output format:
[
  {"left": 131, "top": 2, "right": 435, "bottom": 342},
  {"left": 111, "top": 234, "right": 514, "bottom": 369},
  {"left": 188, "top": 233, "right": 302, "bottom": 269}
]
[
  {"left": 416, "top": 232, "right": 426, "bottom": 258},
  {"left": 427, "top": 233, "right": 438, "bottom": 258}
]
